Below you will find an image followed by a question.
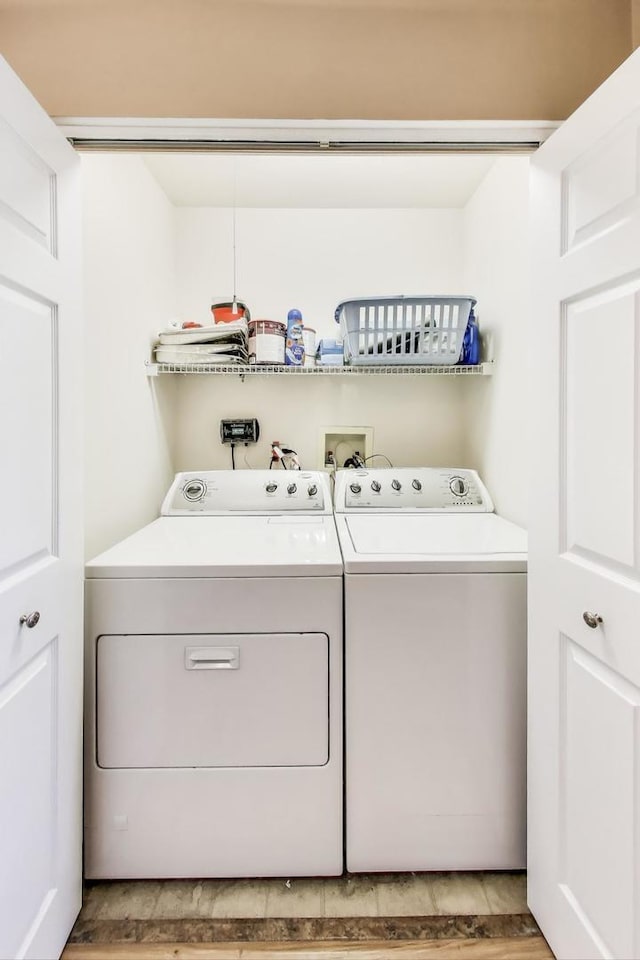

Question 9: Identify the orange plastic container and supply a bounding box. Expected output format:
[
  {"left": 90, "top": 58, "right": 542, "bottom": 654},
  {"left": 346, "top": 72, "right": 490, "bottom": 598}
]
[{"left": 211, "top": 301, "right": 251, "bottom": 324}]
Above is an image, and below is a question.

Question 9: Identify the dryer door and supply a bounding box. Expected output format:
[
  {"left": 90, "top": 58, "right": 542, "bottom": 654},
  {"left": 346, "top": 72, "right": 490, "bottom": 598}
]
[{"left": 96, "top": 633, "right": 329, "bottom": 767}]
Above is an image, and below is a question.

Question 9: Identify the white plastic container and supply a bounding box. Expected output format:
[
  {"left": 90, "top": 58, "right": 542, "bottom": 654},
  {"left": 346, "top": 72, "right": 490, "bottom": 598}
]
[
  {"left": 303, "top": 326, "right": 316, "bottom": 367},
  {"left": 317, "top": 338, "right": 344, "bottom": 366}
]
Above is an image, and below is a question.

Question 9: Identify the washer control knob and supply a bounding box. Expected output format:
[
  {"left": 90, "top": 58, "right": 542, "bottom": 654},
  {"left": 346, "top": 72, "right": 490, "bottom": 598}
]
[
  {"left": 412, "top": 479, "right": 422, "bottom": 491},
  {"left": 183, "top": 479, "right": 206, "bottom": 501},
  {"left": 287, "top": 483, "right": 297, "bottom": 495},
  {"left": 371, "top": 480, "right": 381, "bottom": 493},
  {"left": 265, "top": 482, "right": 278, "bottom": 493},
  {"left": 350, "top": 482, "right": 362, "bottom": 495},
  {"left": 449, "top": 476, "right": 468, "bottom": 497},
  {"left": 391, "top": 479, "right": 402, "bottom": 491},
  {"left": 307, "top": 484, "right": 318, "bottom": 497}
]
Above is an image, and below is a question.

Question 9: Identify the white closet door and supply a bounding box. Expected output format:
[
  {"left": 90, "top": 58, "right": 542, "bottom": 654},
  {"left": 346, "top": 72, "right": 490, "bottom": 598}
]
[
  {"left": 529, "top": 48, "right": 640, "bottom": 960},
  {"left": 0, "top": 57, "right": 83, "bottom": 959}
]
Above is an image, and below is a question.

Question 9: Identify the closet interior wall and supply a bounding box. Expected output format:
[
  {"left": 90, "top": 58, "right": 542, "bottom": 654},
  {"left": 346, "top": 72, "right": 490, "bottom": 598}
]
[
  {"left": 81, "top": 151, "right": 531, "bottom": 558},
  {"left": 82, "top": 154, "right": 177, "bottom": 560},
  {"left": 461, "top": 156, "right": 530, "bottom": 528},
  {"left": 172, "top": 203, "right": 468, "bottom": 475}
]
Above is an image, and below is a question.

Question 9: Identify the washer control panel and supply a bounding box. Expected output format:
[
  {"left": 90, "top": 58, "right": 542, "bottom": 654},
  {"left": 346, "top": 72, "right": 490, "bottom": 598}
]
[
  {"left": 161, "top": 470, "right": 330, "bottom": 515},
  {"left": 334, "top": 467, "right": 493, "bottom": 512}
]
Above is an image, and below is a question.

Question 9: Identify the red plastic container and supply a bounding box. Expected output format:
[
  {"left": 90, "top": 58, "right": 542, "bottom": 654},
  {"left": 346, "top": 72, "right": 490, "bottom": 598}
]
[{"left": 211, "top": 301, "right": 251, "bottom": 324}]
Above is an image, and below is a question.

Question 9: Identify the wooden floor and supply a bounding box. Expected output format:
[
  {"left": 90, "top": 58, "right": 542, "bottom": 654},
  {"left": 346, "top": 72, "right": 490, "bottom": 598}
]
[
  {"left": 63, "top": 936, "right": 554, "bottom": 958},
  {"left": 75, "top": 873, "right": 530, "bottom": 921},
  {"left": 65, "top": 874, "right": 554, "bottom": 959}
]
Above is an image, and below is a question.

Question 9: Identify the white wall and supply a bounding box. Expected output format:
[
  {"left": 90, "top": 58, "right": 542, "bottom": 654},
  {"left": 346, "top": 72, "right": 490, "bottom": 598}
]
[
  {"left": 82, "top": 155, "right": 177, "bottom": 558},
  {"left": 172, "top": 374, "right": 468, "bottom": 474},
  {"left": 462, "top": 157, "right": 530, "bottom": 527},
  {"left": 82, "top": 158, "right": 531, "bottom": 531},
  {"left": 173, "top": 206, "right": 468, "bottom": 471},
  {"left": 176, "top": 207, "right": 465, "bottom": 337}
]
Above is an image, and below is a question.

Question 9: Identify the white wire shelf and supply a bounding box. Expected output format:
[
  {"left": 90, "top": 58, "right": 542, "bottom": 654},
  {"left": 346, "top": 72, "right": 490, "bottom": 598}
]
[{"left": 145, "top": 361, "right": 493, "bottom": 377}]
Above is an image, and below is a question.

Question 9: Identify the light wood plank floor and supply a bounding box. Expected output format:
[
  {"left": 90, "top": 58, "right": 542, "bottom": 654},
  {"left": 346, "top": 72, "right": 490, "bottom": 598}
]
[
  {"left": 67, "top": 874, "right": 554, "bottom": 959},
  {"left": 62, "top": 936, "right": 554, "bottom": 959}
]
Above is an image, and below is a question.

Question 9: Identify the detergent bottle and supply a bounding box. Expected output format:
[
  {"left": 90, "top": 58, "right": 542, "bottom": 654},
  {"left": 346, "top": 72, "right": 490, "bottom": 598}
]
[
  {"left": 285, "top": 309, "right": 305, "bottom": 366},
  {"left": 461, "top": 308, "right": 480, "bottom": 365}
]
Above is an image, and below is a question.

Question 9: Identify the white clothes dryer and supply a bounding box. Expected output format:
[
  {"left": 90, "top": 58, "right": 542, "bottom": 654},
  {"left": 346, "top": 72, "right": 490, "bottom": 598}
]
[
  {"left": 333, "top": 467, "right": 527, "bottom": 873},
  {"left": 84, "top": 470, "right": 342, "bottom": 879}
]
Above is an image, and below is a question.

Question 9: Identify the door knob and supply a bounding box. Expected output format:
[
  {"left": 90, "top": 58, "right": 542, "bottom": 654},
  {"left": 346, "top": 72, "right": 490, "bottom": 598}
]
[
  {"left": 19, "top": 611, "right": 40, "bottom": 629},
  {"left": 582, "top": 611, "right": 603, "bottom": 629}
]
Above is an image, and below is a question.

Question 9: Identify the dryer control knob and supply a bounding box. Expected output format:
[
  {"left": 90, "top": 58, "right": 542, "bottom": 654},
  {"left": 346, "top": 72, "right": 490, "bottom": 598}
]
[
  {"left": 307, "top": 484, "right": 318, "bottom": 496},
  {"left": 287, "top": 483, "right": 297, "bottom": 494},
  {"left": 350, "top": 482, "right": 362, "bottom": 495},
  {"left": 449, "top": 476, "right": 468, "bottom": 497},
  {"left": 266, "top": 482, "right": 278, "bottom": 493},
  {"left": 183, "top": 479, "right": 206, "bottom": 501},
  {"left": 412, "top": 479, "right": 422, "bottom": 491},
  {"left": 391, "top": 479, "right": 402, "bottom": 491},
  {"left": 371, "top": 480, "right": 381, "bottom": 492}
]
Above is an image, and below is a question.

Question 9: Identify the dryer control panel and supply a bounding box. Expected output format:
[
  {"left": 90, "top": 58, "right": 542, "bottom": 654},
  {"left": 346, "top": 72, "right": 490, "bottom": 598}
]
[
  {"left": 161, "top": 469, "right": 332, "bottom": 515},
  {"left": 334, "top": 468, "right": 493, "bottom": 512}
]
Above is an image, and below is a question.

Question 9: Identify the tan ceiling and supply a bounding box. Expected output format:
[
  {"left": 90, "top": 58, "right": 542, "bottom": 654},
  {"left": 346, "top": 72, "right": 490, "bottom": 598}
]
[{"left": 0, "top": 0, "right": 634, "bottom": 121}]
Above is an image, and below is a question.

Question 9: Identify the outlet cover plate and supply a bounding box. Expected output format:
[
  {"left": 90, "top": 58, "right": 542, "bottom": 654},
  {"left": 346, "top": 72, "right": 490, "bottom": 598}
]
[{"left": 319, "top": 425, "right": 373, "bottom": 470}]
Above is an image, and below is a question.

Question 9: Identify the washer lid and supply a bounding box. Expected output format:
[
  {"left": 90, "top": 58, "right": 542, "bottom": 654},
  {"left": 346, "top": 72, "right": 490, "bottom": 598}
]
[
  {"left": 86, "top": 515, "right": 342, "bottom": 578},
  {"left": 338, "top": 513, "right": 527, "bottom": 573}
]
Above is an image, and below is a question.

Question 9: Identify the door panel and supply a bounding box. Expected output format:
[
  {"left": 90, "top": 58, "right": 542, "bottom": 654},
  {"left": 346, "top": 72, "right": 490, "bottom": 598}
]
[
  {"left": 0, "top": 114, "right": 56, "bottom": 251},
  {"left": 0, "top": 55, "right": 82, "bottom": 960},
  {"left": 560, "top": 638, "right": 639, "bottom": 960},
  {"left": 0, "top": 647, "right": 56, "bottom": 960},
  {"left": 563, "top": 108, "right": 640, "bottom": 254},
  {"left": 562, "top": 282, "right": 639, "bottom": 571},
  {"left": 96, "top": 633, "right": 329, "bottom": 768},
  {"left": 529, "top": 46, "right": 640, "bottom": 960},
  {"left": 0, "top": 284, "right": 56, "bottom": 576}
]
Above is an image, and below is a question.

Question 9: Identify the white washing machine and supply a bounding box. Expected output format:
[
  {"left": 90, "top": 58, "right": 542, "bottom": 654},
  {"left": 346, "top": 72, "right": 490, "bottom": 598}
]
[
  {"left": 84, "top": 470, "right": 343, "bottom": 879},
  {"left": 334, "top": 467, "right": 527, "bottom": 873}
]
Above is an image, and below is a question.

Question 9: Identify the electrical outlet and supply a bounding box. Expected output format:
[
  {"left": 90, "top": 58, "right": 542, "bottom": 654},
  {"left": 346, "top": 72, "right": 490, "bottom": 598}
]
[{"left": 220, "top": 418, "right": 260, "bottom": 444}]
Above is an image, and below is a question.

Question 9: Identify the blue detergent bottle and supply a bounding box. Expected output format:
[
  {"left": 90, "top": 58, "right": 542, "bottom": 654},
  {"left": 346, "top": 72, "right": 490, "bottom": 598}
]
[
  {"left": 285, "top": 308, "right": 305, "bottom": 366},
  {"left": 461, "top": 308, "right": 480, "bottom": 365}
]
